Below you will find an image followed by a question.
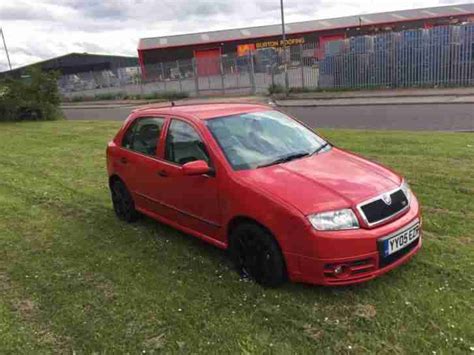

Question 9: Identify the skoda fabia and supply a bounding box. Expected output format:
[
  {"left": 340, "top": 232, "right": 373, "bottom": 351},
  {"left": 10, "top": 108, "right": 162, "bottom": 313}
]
[{"left": 107, "top": 103, "right": 421, "bottom": 287}]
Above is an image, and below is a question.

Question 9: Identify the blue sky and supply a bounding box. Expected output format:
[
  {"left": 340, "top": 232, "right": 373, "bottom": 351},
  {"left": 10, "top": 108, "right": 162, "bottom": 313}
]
[{"left": 0, "top": 0, "right": 466, "bottom": 71}]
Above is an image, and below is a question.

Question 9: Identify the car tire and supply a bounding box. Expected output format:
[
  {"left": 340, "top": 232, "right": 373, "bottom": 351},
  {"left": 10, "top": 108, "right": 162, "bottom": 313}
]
[
  {"left": 110, "top": 179, "right": 139, "bottom": 223},
  {"left": 229, "top": 222, "right": 287, "bottom": 287}
]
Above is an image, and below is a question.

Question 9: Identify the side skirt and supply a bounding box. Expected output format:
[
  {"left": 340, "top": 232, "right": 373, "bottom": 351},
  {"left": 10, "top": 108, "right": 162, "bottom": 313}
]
[{"left": 136, "top": 206, "right": 228, "bottom": 250}]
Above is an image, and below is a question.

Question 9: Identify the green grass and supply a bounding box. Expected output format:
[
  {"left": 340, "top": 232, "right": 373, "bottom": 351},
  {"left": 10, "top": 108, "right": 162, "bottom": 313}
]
[{"left": 0, "top": 121, "right": 473, "bottom": 353}]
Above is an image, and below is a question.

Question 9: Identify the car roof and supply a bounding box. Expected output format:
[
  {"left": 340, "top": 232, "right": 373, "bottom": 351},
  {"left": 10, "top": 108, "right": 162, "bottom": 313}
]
[{"left": 132, "top": 103, "right": 272, "bottom": 120}]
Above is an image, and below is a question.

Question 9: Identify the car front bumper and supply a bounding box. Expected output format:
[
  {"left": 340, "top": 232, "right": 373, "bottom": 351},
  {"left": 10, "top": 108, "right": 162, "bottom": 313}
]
[{"left": 287, "top": 197, "right": 422, "bottom": 286}]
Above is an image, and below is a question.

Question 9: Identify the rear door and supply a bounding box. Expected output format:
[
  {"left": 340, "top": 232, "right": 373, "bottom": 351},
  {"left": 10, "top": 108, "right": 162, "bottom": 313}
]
[
  {"left": 152, "top": 117, "right": 222, "bottom": 239},
  {"left": 114, "top": 116, "right": 167, "bottom": 213}
]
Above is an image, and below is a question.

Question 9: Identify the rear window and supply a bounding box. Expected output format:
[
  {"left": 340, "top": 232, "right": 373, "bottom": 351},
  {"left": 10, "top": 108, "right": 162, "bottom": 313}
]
[{"left": 122, "top": 117, "right": 165, "bottom": 156}]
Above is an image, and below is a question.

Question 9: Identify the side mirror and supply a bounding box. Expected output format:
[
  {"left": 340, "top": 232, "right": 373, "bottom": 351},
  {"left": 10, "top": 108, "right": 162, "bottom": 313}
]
[{"left": 182, "top": 160, "right": 212, "bottom": 176}]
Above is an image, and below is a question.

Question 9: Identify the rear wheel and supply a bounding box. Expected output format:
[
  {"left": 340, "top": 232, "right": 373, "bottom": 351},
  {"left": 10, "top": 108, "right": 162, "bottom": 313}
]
[
  {"left": 110, "top": 179, "right": 139, "bottom": 223},
  {"left": 229, "top": 222, "right": 286, "bottom": 287}
]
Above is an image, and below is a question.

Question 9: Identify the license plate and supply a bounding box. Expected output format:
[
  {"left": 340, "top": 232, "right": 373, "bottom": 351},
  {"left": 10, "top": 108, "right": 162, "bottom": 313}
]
[{"left": 381, "top": 220, "right": 420, "bottom": 257}]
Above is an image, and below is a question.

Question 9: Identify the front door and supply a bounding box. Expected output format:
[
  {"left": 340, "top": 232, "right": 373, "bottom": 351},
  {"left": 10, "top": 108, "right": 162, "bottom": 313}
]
[{"left": 153, "top": 118, "right": 222, "bottom": 239}]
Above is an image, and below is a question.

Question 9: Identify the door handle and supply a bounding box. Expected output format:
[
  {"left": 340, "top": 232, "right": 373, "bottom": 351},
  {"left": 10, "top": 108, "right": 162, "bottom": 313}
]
[
  {"left": 120, "top": 157, "right": 128, "bottom": 164},
  {"left": 157, "top": 170, "right": 168, "bottom": 177}
]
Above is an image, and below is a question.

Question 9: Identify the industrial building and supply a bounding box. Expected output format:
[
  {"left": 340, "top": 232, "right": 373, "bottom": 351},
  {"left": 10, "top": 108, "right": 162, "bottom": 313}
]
[
  {"left": 1, "top": 53, "right": 138, "bottom": 78},
  {"left": 0, "top": 53, "right": 139, "bottom": 92},
  {"left": 138, "top": 3, "right": 474, "bottom": 77}
]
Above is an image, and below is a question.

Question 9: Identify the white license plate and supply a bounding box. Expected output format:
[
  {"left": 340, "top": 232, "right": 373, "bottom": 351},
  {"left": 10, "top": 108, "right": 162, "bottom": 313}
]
[{"left": 381, "top": 220, "right": 420, "bottom": 257}]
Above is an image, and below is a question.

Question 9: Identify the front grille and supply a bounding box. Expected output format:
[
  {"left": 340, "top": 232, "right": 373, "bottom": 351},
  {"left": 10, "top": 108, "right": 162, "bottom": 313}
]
[
  {"left": 379, "top": 238, "right": 419, "bottom": 268},
  {"left": 359, "top": 189, "right": 409, "bottom": 225}
]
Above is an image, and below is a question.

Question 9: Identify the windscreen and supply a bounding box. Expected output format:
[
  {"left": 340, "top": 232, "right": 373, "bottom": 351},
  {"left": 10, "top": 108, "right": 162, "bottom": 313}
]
[{"left": 206, "top": 110, "right": 329, "bottom": 170}]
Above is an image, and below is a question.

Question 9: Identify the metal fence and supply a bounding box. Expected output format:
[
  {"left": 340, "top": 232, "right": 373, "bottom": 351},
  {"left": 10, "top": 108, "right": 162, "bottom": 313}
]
[
  {"left": 61, "top": 23, "right": 474, "bottom": 99},
  {"left": 320, "top": 24, "right": 474, "bottom": 89}
]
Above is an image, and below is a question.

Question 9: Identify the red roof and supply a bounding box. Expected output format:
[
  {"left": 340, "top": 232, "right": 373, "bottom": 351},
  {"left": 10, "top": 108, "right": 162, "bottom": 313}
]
[{"left": 133, "top": 103, "right": 271, "bottom": 120}]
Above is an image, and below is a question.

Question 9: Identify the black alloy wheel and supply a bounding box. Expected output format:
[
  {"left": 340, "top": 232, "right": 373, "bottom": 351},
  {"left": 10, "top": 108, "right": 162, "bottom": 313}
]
[
  {"left": 230, "top": 223, "right": 286, "bottom": 287},
  {"left": 111, "top": 180, "right": 139, "bottom": 223}
]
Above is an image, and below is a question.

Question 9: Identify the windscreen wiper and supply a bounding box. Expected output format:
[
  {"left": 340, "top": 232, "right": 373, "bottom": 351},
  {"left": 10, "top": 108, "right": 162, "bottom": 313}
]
[
  {"left": 257, "top": 152, "right": 310, "bottom": 168},
  {"left": 310, "top": 143, "right": 330, "bottom": 156}
]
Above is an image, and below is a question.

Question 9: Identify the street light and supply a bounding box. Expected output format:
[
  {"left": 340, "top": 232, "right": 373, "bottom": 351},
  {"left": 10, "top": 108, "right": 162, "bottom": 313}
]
[
  {"left": 1, "top": 28, "right": 12, "bottom": 71},
  {"left": 280, "top": 0, "right": 289, "bottom": 95}
]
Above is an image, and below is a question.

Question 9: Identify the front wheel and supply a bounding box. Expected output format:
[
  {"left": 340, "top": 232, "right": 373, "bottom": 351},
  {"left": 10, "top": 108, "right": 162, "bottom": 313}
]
[
  {"left": 229, "top": 223, "right": 287, "bottom": 287},
  {"left": 110, "top": 179, "right": 139, "bottom": 223}
]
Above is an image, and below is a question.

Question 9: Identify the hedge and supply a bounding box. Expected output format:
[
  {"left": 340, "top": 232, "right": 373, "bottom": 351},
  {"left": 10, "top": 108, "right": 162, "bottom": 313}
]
[{"left": 0, "top": 67, "right": 62, "bottom": 122}]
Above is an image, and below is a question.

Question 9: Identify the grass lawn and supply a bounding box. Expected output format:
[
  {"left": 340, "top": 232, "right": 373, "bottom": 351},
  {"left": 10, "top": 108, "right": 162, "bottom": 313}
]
[{"left": 0, "top": 121, "right": 473, "bottom": 353}]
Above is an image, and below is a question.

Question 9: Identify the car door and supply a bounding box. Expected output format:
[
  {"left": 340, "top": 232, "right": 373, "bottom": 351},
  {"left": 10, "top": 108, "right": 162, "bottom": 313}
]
[
  {"left": 152, "top": 117, "right": 222, "bottom": 239},
  {"left": 114, "top": 116, "right": 168, "bottom": 214}
]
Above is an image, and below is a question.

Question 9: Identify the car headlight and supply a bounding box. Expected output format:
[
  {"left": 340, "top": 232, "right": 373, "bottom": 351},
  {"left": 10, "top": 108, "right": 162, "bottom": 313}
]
[
  {"left": 401, "top": 179, "right": 412, "bottom": 203},
  {"left": 308, "top": 209, "right": 359, "bottom": 231}
]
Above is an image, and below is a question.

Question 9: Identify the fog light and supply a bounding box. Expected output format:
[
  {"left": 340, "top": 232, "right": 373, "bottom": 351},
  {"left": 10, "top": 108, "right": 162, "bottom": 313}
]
[{"left": 334, "top": 265, "right": 344, "bottom": 275}]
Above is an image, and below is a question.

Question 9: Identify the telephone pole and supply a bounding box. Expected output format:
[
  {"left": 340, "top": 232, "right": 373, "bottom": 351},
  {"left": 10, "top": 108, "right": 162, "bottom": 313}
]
[
  {"left": 280, "top": 0, "right": 289, "bottom": 95},
  {"left": 1, "top": 28, "right": 12, "bottom": 71}
]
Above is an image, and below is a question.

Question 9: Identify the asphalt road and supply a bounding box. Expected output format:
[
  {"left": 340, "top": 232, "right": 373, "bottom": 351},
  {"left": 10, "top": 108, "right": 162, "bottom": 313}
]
[
  {"left": 63, "top": 103, "right": 474, "bottom": 131},
  {"left": 283, "top": 104, "right": 474, "bottom": 131}
]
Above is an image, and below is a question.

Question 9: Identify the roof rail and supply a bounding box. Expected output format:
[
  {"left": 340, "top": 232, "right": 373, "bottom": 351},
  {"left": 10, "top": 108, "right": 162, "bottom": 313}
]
[{"left": 132, "top": 100, "right": 272, "bottom": 112}]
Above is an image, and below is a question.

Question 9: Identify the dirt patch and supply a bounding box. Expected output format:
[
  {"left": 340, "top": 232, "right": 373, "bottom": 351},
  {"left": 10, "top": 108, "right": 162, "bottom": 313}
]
[
  {"left": 143, "top": 333, "right": 166, "bottom": 350},
  {"left": 83, "top": 272, "right": 117, "bottom": 301},
  {"left": 36, "top": 329, "right": 68, "bottom": 348},
  {"left": 423, "top": 206, "right": 473, "bottom": 219},
  {"left": 17, "top": 301, "right": 71, "bottom": 352},
  {"left": 424, "top": 231, "right": 472, "bottom": 245},
  {"left": 354, "top": 304, "right": 377, "bottom": 320},
  {"left": 0, "top": 271, "right": 11, "bottom": 291},
  {"left": 14, "top": 299, "right": 36, "bottom": 318},
  {"left": 423, "top": 206, "right": 451, "bottom": 214},
  {"left": 95, "top": 280, "right": 117, "bottom": 301},
  {"left": 303, "top": 324, "right": 324, "bottom": 341},
  {"left": 455, "top": 236, "right": 473, "bottom": 245},
  {"left": 3, "top": 276, "right": 70, "bottom": 352}
]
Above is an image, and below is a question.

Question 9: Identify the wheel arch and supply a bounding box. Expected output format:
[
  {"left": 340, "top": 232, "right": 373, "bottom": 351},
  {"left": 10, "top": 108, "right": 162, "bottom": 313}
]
[
  {"left": 226, "top": 216, "right": 286, "bottom": 259},
  {"left": 226, "top": 215, "right": 289, "bottom": 285},
  {"left": 227, "top": 215, "right": 273, "bottom": 241}
]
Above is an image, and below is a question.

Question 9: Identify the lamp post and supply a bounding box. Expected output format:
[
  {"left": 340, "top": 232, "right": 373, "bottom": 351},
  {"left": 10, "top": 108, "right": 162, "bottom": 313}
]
[
  {"left": 280, "top": 0, "right": 289, "bottom": 95},
  {"left": 0, "top": 28, "right": 12, "bottom": 71}
]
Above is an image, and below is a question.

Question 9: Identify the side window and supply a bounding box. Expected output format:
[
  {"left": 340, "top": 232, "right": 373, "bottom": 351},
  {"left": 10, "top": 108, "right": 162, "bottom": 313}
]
[
  {"left": 165, "top": 119, "right": 210, "bottom": 165},
  {"left": 122, "top": 117, "right": 165, "bottom": 156},
  {"left": 122, "top": 122, "right": 135, "bottom": 149}
]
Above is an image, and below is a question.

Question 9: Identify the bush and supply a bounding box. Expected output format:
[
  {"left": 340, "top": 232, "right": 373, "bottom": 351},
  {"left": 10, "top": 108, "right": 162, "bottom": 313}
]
[
  {"left": 288, "top": 87, "right": 314, "bottom": 93},
  {"left": 161, "top": 91, "right": 189, "bottom": 100},
  {"left": 267, "top": 84, "right": 285, "bottom": 95},
  {"left": 0, "top": 67, "right": 62, "bottom": 122},
  {"left": 142, "top": 91, "right": 189, "bottom": 101},
  {"left": 63, "top": 90, "right": 189, "bottom": 102},
  {"left": 94, "top": 92, "right": 126, "bottom": 101}
]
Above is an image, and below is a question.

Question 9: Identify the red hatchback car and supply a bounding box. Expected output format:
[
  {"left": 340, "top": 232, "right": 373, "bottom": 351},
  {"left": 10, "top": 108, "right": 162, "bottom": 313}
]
[{"left": 107, "top": 103, "right": 421, "bottom": 287}]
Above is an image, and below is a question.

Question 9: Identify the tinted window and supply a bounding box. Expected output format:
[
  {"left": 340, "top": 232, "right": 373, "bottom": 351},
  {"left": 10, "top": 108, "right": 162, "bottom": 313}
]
[
  {"left": 165, "top": 120, "right": 210, "bottom": 165},
  {"left": 206, "top": 110, "right": 329, "bottom": 170},
  {"left": 122, "top": 122, "right": 135, "bottom": 148},
  {"left": 122, "top": 117, "right": 165, "bottom": 156}
]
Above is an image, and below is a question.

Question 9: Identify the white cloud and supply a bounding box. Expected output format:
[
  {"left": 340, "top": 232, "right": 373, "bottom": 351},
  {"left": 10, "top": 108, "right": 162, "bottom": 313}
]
[{"left": 0, "top": 0, "right": 469, "bottom": 71}]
